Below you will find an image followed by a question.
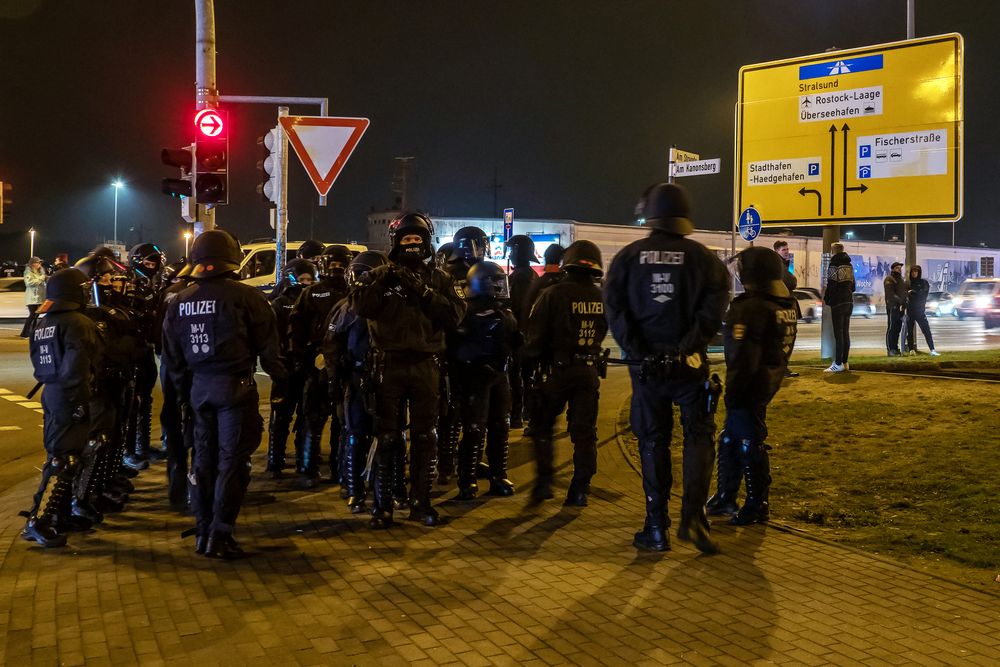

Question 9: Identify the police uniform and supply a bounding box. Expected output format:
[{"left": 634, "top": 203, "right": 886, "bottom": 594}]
[
  {"left": 449, "top": 261, "right": 520, "bottom": 499},
  {"left": 265, "top": 259, "right": 317, "bottom": 478},
  {"left": 505, "top": 235, "right": 539, "bottom": 429},
  {"left": 521, "top": 244, "right": 565, "bottom": 432},
  {"left": 162, "top": 230, "right": 288, "bottom": 558},
  {"left": 714, "top": 247, "right": 797, "bottom": 525},
  {"left": 351, "top": 213, "right": 466, "bottom": 528},
  {"left": 288, "top": 247, "right": 351, "bottom": 485},
  {"left": 604, "top": 183, "right": 729, "bottom": 553},
  {"left": 23, "top": 268, "right": 100, "bottom": 548},
  {"left": 524, "top": 241, "right": 607, "bottom": 506}
]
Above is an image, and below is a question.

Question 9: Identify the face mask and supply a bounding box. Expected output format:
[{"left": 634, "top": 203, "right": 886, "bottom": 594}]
[{"left": 398, "top": 242, "right": 426, "bottom": 266}]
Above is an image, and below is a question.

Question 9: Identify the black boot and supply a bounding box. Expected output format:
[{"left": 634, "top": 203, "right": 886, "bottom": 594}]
[
  {"left": 298, "top": 432, "right": 321, "bottom": 489},
  {"left": 345, "top": 435, "right": 369, "bottom": 514},
  {"left": 531, "top": 437, "right": 555, "bottom": 503},
  {"left": 137, "top": 398, "right": 166, "bottom": 463},
  {"left": 437, "top": 408, "right": 459, "bottom": 485},
  {"left": 706, "top": 432, "right": 741, "bottom": 516},
  {"left": 408, "top": 435, "right": 442, "bottom": 526},
  {"left": 678, "top": 508, "right": 720, "bottom": 555},
  {"left": 266, "top": 417, "right": 288, "bottom": 479},
  {"left": 392, "top": 444, "right": 409, "bottom": 511},
  {"left": 204, "top": 531, "right": 246, "bottom": 559},
  {"left": 369, "top": 447, "right": 395, "bottom": 529},
  {"left": 633, "top": 522, "right": 669, "bottom": 552},
  {"left": 457, "top": 425, "right": 484, "bottom": 500},
  {"left": 486, "top": 420, "right": 515, "bottom": 496},
  {"left": 731, "top": 441, "right": 771, "bottom": 526},
  {"left": 22, "top": 457, "right": 75, "bottom": 548},
  {"left": 564, "top": 478, "right": 589, "bottom": 507}
]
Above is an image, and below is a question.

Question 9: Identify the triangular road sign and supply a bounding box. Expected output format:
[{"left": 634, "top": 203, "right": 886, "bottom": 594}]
[{"left": 279, "top": 116, "right": 370, "bottom": 197}]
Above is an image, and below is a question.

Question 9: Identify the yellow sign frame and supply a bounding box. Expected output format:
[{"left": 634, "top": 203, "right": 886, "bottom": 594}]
[{"left": 734, "top": 33, "right": 963, "bottom": 227}]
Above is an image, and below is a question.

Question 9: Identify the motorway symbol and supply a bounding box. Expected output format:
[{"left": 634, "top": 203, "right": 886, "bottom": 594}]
[
  {"left": 279, "top": 116, "right": 370, "bottom": 197},
  {"left": 738, "top": 207, "right": 762, "bottom": 241}
]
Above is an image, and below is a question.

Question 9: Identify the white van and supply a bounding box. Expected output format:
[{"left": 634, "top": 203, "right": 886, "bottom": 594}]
[{"left": 239, "top": 240, "right": 368, "bottom": 290}]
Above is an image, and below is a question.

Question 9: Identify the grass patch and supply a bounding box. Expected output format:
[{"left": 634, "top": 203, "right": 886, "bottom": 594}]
[
  {"left": 793, "top": 348, "right": 1000, "bottom": 369},
  {"left": 620, "top": 369, "right": 1000, "bottom": 589}
]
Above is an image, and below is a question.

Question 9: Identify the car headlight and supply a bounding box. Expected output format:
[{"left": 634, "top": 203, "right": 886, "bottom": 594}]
[
  {"left": 927, "top": 301, "right": 938, "bottom": 309},
  {"left": 975, "top": 295, "right": 991, "bottom": 308}
]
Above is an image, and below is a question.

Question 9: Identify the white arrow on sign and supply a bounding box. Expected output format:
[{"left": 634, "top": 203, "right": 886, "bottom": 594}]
[
  {"left": 670, "top": 158, "right": 721, "bottom": 177},
  {"left": 279, "top": 116, "right": 370, "bottom": 197}
]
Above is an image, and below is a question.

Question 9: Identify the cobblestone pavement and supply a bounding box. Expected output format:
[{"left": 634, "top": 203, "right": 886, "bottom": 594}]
[{"left": 1, "top": 368, "right": 998, "bottom": 666}]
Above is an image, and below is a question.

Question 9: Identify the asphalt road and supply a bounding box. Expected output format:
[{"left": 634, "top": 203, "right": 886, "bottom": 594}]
[{"left": 1, "top": 313, "right": 997, "bottom": 497}]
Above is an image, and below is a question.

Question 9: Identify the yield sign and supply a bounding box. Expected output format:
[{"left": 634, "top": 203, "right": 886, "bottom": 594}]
[{"left": 279, "top": 116, "right": 370, "bottom": 197}]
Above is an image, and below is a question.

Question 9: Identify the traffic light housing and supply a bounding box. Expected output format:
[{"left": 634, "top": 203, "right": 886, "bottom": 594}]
[
  {"left": 161, "top": 145, "right": 195, "bottom": 200},
  {"left": 194, "top": 109, "right": 228, "bottom": 206},
  {"left": 257, "top": 128, "right": 278, "bottom": 207},
  {"left": 0, "top": 181, "right": 11, "bottom": 225}
]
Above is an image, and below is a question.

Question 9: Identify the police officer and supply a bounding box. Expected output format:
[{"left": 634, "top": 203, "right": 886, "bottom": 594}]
[
  {"left": 22, "top": 268, "right": 100, "bottom": 547},
  {"left": 438, "top": 226, "right": 490, "bottom": 485},
  {"left": 270, "top": 239, "right": 324, "bottom": 298},
  {"left": 711, "top": 248, "right": 797, "bottom": 525},
  {"left": 450, "top": 261, "right": 520, "bottom": 499},
  {"left": 524, "top": 240, "right": 607, "bottom": 506},
  {"left": 505, "top": 234, "right": 538, "bottom": 429},
  {"left": 351, "top": 212, "right": 466, "bottom": 528},
  {"left": 162, "top": 230, "right": 287, "bottom": 558},
  {"left": 522, "top": 243, "right": 565, "bottom": 435},
  {"left": 266, "top": 258, "right": 317, "bottom": 478},
  {"left": 288, "top": 245, "right": 351, "bottom": 487},
  {"left": 323, "top": 251, "right": 389, "bottom": 513},
  {"left": 604, "top": 182, "right": 729, "bottom": 554}
]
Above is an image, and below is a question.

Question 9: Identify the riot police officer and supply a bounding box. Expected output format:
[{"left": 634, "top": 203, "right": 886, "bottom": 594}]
[
  {"left": 505, "top": 234, "right": 538, "bottom": 429},
  {"left": 604, "top": 182, "right": 729, "bottom": 554},
  {"left": 323, "top": 251, "right": 389, "bottom": 513},
  {"left": 450, "top": 261, "right": 520, "bottom": 499},
  {"left": 351, "top": 212, "right": 466, "bottom": 528},
  {"left": 270, "top": 239, "right": 324, "bottom": 299},
  {"left": 22, "top": 268, "right": 100, "bottom": 547},
  {"left": 522, "top": 243, "right": 565, "bottom": 435},
  {"left": 288, "top": 245, "right": 351, "bottom": 487},
  {"left": 266, "top": 258, "right": 317, "bottom": 478},
  {"left": 710, "top": 248, "right": 797, "bottom": 526},
  {"left": 162, "top": 230, "right": 287, "bottom": 558},
  {"left": 523, "top": 240, "right": 607, "bottom": 506}
]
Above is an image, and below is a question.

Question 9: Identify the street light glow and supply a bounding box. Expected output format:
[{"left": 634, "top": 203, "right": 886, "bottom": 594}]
[{"left": 112, "top": 180, "right": 125, "bottom": 189}]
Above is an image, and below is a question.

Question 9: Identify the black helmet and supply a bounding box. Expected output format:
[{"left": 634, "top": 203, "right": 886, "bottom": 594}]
[
  {"left": 74, "top": 249, "right": 126, "bottom": 279},
  {"left": 346, "top": 250, "right": 389, "bottom": 288},
  {"left": 161, "top": 260, "right": 188, "bottom": 285},
  {"left": 466, "top": 261, "right": 510, "bottom": 300},
  {"left": 388, "top": 212, "right": 434, "bottom": 263},
  {"left": 505, "top": 235, "right": 537, "bottom": 265},
  {"left": 435, "top": 242, "right": 456, "bottom": 271},
  {"left": 319, "top": 244, "right": 353, "bottom": 276},
  {"left": 737, "top": 246, "right": 789, "bottom": 297},
  {"left": 41, "top": 268, "right": 89, "bottom": 313},
  {"left": 638, "top": 182, "right": 694, "bottom": 235},
  {"left": 562, "top": 240, "right": 604, "bottom": 277},
  {"left": 190, "top": 229, "right": 242, "bottom": 279},
  {"left": 129, "top": 243, "right": 166, "bottom": 274},
  {"left": 283, "top": 258, "right": 318, "bottom": 284},
  {"left": 543, "top": 243, "right": 565, "bottom": 266},
  {"left": 297, "top": 239, "right": 326, "bottom": 260},
  {"left": 453, "top": 226, "right": 490, "bottom": 265}
]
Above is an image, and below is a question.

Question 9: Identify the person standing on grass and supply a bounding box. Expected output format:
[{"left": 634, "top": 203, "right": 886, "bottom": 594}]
[
  {"left": 772, "top": 241, "right": 799, "bottom": 378},
  {"left": 884, "top": 262, "right": 908, "bottom": 357},
  {"left": 823, "top": 243, "right": 855, "bottom": 373},
  {"left": 904, "top": 265, "right": 939, "bottom": 356}
]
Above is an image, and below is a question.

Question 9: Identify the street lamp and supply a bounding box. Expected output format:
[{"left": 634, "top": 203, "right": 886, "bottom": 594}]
[
  {"left": 183, "top": 231, "right": 192, "bottom": 258},
  {"left": 29, "top": 227, "right": 35, "bottom": 258},
  {"left": 111, "top": 180, "right": 125, "bottom": 244}
]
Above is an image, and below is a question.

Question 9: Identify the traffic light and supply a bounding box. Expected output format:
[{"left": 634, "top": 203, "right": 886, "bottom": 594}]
[
  {"left": 194, "top": 109, "right": 228, "bottom": 205},
  {"left": 0, "top": 181, "right": 11, "bottom": 225},
  {"left": 257, "top": 128, "right": 278, "bottom": 207},
  {"left": 161, "top": 145, "right": 195, "bottom": 200}
]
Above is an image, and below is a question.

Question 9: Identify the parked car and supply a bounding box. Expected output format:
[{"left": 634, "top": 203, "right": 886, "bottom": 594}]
[
  {"left": 852, "top": 293, "right": 875, "bottom": 318},
  {"left": 792, "top": 289, "right": 823, "bottom": 323},
  {"left": 797, "top": 287, "right": 823, "bottom": 303},
  {"left": 925, "top": 291, "right": 956, "bottom": 317},
  {"left": 239, "top": 240, "right": 367, "bottom": 291},
  {"left": 953, "top": 278, "right": 1000, "bottom": 328},
  {"left": 0, "top": 277, "right": 27, "bottom": 319}
]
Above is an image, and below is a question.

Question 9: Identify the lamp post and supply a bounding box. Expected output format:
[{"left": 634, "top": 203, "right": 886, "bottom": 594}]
[
  {"left": 29, "top": 228, "right": 35, "bottom": 258},
  {"left": 183, "top": 231, "right": 192, "bottom": 258},
  {"left": 111, "top": 180, "right": 125, "bottom": 244}
]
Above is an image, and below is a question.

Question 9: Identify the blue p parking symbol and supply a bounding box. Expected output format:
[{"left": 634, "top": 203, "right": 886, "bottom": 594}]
[
  {"left": 808, "top": 162, "right": 819, "bottom": 176},
  {"left": 860, "top": 144, "right": 872, "bottom": 159},
  {"left": 859, "top": 165, "right": 872, "bottom": 179}
]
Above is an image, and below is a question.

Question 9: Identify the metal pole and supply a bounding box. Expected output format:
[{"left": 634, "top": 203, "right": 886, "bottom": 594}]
[
  {"left": 667, "top": 145, "right": 676, "bottom": 184},
  {"left": 903, "top": 0, "right": 917, "bottom": 273},
  {"left": 274, "top": 108, "right": 290, "bottom": 285},
  {"left": 29, "top": 229, "right": 35, "bottom": 258},
  {"left": 195, "top": 0, "right": 217, "bottom": 235},
  {"left": 113, "top": 186, "right": 119, "bottom": 244}
]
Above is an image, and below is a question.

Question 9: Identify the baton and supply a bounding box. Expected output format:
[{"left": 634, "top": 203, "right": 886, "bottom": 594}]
[{"left": 26, "top": 381, "right": 43, "bottom": 400}]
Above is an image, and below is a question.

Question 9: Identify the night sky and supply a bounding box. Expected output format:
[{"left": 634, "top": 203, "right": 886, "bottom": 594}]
[{"left": 1, "top": 0, "right": 998, "bottom": 262}]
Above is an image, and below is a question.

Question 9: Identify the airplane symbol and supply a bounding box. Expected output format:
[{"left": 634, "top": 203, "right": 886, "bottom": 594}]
[{"left": 802, "top": 97, "right": 812, "bottom": 108}]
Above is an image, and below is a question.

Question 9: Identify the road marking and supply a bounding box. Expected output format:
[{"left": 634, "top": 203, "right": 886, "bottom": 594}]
[
  {"left": 0, "top": 388, "right": 11, "bottom": 394},
  {"left": 0, "top": 426, "right": 22, "bottom": 431},
  {"left": 34, "top": 409, "right": 44, "bottom": 414},
  {"left": 19, "top": 401, "right": 42, "bottom": 409},
  {"left": 1, "top": 394, "right": 30, "bottom": 402}
]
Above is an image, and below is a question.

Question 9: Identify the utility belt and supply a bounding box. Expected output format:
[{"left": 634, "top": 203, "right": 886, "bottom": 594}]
[{"left": 556, "top": 350, "right": 609, "bottom": 379}]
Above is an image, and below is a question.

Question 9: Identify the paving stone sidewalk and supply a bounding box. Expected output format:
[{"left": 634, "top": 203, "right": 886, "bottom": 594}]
[{"left": 0, "top": 368, "right": 998, "bottom": 666}]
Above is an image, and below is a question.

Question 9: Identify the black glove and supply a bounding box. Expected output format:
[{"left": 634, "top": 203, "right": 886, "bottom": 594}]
[{"left": 397, "top": 267, "right": 429, "bottom": 298}]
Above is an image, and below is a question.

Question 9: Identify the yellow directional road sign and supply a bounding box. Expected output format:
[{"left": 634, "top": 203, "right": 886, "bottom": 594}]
[{"left": 735, "top": 33, "right": 963, "bottom": 227}]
